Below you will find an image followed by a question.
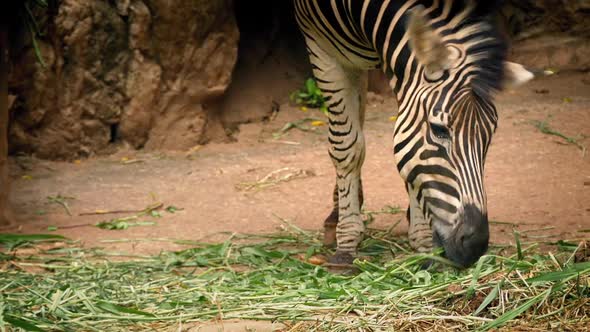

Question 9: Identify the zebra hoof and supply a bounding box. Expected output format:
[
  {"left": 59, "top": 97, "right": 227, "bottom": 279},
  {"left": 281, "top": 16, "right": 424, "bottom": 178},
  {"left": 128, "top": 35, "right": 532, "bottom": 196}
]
[
  {"left": 324, "top": 251, "right": 354, "bottom": 266},
  {"left": 329, "top": 251, "right": 354, "bottom": 264},
  {"left": 324, "top": 251, "right": 358, "bottom": 274}
]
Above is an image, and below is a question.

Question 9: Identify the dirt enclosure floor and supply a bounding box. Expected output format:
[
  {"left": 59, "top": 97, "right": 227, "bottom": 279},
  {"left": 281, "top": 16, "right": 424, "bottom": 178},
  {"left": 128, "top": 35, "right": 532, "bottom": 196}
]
[{"left": 3, "top": 72, "right": 590, "bottom": 256}]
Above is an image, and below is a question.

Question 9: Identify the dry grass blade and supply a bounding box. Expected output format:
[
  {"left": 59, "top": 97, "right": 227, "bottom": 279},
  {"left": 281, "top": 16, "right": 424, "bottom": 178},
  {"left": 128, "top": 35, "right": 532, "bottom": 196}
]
[
  {"left": 530, "top": 118, "right": 586, "bottom": 155},
  {"left": 79, "top": 202, "right": 163, "bottom": 216},
  {"left": 46, "top": 194, "right": 75, "bottom": 216},
  {"left": 272, "top": 118, "right": 324, "bottom": 139},
  {"left": 236, "top": 167, "right": 315, "bottom": 191}
]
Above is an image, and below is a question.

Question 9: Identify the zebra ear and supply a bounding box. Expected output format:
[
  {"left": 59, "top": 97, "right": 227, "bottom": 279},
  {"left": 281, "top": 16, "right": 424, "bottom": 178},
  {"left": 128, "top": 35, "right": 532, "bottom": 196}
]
[
  {"left": 502, "top": 61, "right": 534, "bottom": 89},
  {"left": 407, "top": 5, "right": 451, "bottom": 75}
]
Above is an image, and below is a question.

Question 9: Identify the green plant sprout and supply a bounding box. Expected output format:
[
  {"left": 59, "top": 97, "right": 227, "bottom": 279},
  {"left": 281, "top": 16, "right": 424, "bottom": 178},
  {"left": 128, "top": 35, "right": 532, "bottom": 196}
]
[{"left": 290, "top": 78, "right": 328, "bottom": 114}]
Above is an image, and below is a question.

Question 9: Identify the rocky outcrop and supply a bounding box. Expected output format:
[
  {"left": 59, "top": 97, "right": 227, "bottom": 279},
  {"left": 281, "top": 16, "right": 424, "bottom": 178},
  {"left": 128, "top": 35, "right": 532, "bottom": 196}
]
[
  {"left": 504, "top": 0, "right": 590, "bottom": 39},
  {"left": 7, "top": 0, "right": 590, "bottom": 159},
  {"left": 8, "top": 0, "right": 238, "bottom": 159},
  {"left": 504, "top": 0, "right": 590, "bottom": 71},
  {"left": 509, "top": 36, "right": 590, "bottom": 72}
]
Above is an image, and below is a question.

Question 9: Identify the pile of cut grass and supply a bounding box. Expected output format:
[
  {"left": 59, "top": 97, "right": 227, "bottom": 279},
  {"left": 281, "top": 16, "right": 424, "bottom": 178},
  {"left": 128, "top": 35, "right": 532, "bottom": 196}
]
[{"left": 0, "top": 228, "right": 588, "bottom": 332}]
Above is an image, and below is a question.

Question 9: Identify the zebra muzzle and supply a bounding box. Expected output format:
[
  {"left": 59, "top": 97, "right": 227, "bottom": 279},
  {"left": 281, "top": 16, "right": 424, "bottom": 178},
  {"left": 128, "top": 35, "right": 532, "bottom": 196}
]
[{"left": 436, "top": 204, "right": 489, "bottom": 268}]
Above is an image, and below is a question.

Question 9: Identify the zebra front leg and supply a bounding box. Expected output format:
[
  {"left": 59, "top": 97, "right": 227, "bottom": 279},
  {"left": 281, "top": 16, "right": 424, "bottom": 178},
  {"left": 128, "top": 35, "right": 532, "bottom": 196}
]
[
  {"left": 303, "top": 37, "right": 368, "bottom": 265},
  {"left": 330, "top": 71, "right": 367, "bottom": 265},
  {"left": 331, "top": 163, "right": 366, "bottom": 265},
  {"left": 406, "top": 186, "right": 433, "bottom": 253},
  {"left": 323, "top": 180, "right": 364, "bottom": 248}
]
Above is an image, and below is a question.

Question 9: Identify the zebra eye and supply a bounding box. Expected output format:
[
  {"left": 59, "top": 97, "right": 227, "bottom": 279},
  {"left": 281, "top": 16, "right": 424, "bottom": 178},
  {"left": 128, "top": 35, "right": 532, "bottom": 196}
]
[
  {"left": 424, "top": 69, "right": 447, "bottom": 82},
  {"left": 424, "top": 69, "right": 445, "bottom": 83},
  {"left": 430, "top": 123, "right": 451, "bottom": 140}
]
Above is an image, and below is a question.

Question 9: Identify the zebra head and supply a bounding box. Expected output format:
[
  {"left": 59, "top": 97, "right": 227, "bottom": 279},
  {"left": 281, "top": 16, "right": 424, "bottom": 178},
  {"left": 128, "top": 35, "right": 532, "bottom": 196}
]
[{"left": 394, "top": 4, "right": 534, "bottom": 267}]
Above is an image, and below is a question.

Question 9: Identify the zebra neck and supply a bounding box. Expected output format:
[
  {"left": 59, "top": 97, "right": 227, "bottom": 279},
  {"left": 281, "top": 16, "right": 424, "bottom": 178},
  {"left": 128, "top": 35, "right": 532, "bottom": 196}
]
[{"left": 360, "top": 0, "right": 420, "bottom": 94}]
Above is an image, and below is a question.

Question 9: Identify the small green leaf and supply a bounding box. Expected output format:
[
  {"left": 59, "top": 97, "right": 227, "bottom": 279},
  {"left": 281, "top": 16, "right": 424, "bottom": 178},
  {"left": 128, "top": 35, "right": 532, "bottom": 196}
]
[
  {"left": 555, "top": 240, "right": 579, "bottom": 251},
  {"left": 165, "top": 205, "right": 181, "bottom": 213},
  {"left": 466, "top": 256, "right": 486, "bottom": 298},
  {"left": 4, "top": 315, "right": 46, "bottom": 332},
  {"left": 47, "top": 226, "right": 58, "bottom": 231},
  {"left": 474, "top": 282, "right": 501, "bottom": 315},
  {"left": 514, "top": 230, "right": 523, "bottom": 260},
  {"left": 0, "top": 233, "right": 66, "bottom": 250},
  {"left": 305, "top": 78, "right": 317, "bottom": 93},
  {"left": 527, "top": 262, "right": 590, "bottom": 283},
  {"left": 477, "top": 290, "right": 548, "bottom": 331},
  {"left": 290, "top": 78, "right": 328, "bottom": 115},
  {"left": 96, "top": 220, "right": 129, "bottom": 230},
  {"left": 24, "top": 4, "right": 46, "bottom": 68},
  {"left": 0, "top": 234, "right": 65, "bottom": 243},
  {"left": 240, "top": 246, "right": 284, "bottom": 259}
]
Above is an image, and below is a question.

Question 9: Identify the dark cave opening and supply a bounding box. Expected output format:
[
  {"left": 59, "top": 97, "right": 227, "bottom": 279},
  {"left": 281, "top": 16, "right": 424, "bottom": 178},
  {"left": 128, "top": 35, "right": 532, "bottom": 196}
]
[{"left": 216, "top": 1, "right": 311, "bottom": 133}]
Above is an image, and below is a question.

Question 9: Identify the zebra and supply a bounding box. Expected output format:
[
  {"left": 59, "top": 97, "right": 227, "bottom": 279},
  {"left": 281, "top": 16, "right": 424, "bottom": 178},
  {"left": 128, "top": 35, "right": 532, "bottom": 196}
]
[{"left": 294, "top": 0, "right": 534, "bottom": 267}]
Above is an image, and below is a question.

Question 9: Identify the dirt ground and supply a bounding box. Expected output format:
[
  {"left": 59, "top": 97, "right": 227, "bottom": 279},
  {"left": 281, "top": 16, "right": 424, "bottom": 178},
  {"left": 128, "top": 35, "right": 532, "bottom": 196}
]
[{"left": 3, "top": 72, "right": 590, "bottom": 256}]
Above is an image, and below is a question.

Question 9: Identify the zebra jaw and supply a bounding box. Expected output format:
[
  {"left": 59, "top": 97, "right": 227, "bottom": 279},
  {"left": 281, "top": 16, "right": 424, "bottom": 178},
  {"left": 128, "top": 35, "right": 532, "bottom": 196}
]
[{"left": 406, "top": 185, "right": 490, "bottom": 268}]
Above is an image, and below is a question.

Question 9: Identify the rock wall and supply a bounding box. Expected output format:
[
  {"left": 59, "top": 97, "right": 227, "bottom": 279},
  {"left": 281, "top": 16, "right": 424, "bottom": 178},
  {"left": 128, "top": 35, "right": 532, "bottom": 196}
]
[
  {"left": 504, "top": 0, "right": 590, "bottom": 38},
  {"left": 504, "top": 0, "right": 590, "bottom": 71},
  {"left": 7, "top": 1, "right": 590, "bottom": 159},
  {"left": 8, "top": 0, "right": 238, "bottom": 159}
]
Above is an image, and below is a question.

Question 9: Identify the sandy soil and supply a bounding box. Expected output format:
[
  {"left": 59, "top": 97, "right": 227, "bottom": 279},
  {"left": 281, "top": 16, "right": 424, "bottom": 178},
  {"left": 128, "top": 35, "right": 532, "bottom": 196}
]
[{"left": 3, "top": 72, "right": 590, "bottom": 256}]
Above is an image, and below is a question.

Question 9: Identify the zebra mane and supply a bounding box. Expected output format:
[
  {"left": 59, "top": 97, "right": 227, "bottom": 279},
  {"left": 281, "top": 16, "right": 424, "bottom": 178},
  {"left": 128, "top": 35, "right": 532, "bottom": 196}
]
[
  {"left": 459, "top": 2, "right": 508, "bottom": 99},
  {"left": 414, "top": 0, "right": 508, "bottom": 99},
  {"left": 471, "top": 0, "right": 504, "bottom": 17}
]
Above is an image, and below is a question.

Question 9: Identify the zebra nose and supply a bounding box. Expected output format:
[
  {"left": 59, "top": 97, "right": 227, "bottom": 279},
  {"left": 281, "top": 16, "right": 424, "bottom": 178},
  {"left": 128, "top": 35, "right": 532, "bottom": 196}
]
[
  {"left": 460, "top": 205, "right": 489, "bottom": 263},
  {"left": 444, "top": 204, "right": 489, "bottom": 267}
]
